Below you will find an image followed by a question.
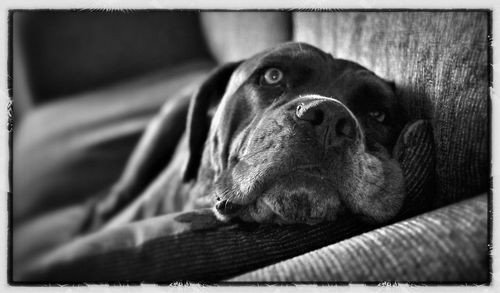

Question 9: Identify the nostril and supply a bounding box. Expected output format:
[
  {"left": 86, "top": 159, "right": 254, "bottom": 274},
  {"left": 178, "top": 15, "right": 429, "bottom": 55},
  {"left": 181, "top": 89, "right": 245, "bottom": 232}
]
[
  {"left": 310, "top": 109, "right": 324, "bottom": 126},
  {"left": 335, "top": 117, "right": 356, "bottom": 139},
  {"left": 296, "top": 104, "right": 325, "bottom": 126},
  {"left": 215, "top": 200, "right": 242, "bottom": 215}
]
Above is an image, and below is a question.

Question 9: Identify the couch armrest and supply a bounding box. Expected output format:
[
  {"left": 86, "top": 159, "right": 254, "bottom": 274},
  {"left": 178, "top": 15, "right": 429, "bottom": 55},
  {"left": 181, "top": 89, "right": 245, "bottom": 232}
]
[
  {"left": 231, "top": 194, "right": 489, "bottom": 283},
  {"left": 15, "top": 213, "right": 375, "bottom": 282}
]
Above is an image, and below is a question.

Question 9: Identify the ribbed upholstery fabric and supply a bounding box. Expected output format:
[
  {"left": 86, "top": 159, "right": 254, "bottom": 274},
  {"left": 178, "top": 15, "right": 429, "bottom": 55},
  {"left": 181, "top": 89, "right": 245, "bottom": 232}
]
[
  {"left": 15, "top": 118, "right": 436, "bottom": 283},
  {"left": 18, "top": 216, "right": 372, "bottom": 282},
  {"left": 231, "top": 194, "right": 489, "bottom": 283},
  {"left": 293, "top": 12, "right": 490, "bottom": 206}
]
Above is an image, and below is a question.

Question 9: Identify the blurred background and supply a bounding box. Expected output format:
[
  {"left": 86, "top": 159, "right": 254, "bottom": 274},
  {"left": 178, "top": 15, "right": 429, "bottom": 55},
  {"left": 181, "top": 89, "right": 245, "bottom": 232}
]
[{"left": 13, "top": 11, "right": 292, "bottom": 225}]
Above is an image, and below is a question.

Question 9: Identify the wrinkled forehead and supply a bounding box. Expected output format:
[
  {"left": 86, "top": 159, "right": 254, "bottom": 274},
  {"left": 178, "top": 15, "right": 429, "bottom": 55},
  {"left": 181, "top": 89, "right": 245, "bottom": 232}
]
[{"left": 224, "top": 43, "right": 333, "bottom": 95}]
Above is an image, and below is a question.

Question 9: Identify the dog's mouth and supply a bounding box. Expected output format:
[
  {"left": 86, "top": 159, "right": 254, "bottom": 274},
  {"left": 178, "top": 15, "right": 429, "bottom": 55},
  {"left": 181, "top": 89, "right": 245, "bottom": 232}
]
[{"left": 213, "top": 165, "right": 344, "bottom": 224}]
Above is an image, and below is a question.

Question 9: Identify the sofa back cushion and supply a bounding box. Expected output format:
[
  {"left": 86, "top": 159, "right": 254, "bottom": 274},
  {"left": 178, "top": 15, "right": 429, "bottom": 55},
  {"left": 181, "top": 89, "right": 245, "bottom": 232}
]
[
  {"left": 293, "top": 11, "right": 489, "bottom": 206},
  {"left": 200, "top": 12, "right": 292, "bottom": 63}
]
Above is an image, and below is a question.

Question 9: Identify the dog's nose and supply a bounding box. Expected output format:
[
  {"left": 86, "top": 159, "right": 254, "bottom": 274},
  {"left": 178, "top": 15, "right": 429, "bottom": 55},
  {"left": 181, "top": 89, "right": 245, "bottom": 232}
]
[
  {"left": 295, "top": 98, "right": 358, "bottom": 146},
  {"left": 215, "top": 199, "right": 242, "bottom": 215}
]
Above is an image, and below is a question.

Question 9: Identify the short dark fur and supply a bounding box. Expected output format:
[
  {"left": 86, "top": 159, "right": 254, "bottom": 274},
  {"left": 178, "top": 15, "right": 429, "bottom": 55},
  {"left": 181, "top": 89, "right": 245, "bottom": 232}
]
[
  {"left": 86, "top": 42, "right": 409, "bottom": 230},
  {"left": 183, "top": 42, "right": 407, "bottom": 224}
]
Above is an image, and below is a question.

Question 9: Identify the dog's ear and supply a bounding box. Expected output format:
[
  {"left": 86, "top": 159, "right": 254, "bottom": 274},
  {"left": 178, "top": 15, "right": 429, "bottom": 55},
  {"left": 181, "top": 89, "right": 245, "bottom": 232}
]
[
  {"left": 393, "top": 120, "right": 436, "bottom": 218},
  {"left": 183, "top": 61, "right": 242, "bottom": 182}
]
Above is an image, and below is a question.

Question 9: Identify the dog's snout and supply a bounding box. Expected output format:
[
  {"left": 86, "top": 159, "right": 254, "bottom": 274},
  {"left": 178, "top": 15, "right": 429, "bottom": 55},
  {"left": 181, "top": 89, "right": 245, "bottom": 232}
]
[
  {"left": 295, "top": 98, "right": 358, "bottom": 147},
  {"left": 215, "top": 199, "right": 242, "bottom": 215}
]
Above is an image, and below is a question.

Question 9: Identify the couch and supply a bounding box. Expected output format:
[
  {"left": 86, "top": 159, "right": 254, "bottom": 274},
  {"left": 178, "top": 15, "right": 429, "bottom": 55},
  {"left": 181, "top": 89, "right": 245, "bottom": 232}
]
[{"left": 12, "top": 11, "right": 490, "bottom": 283}]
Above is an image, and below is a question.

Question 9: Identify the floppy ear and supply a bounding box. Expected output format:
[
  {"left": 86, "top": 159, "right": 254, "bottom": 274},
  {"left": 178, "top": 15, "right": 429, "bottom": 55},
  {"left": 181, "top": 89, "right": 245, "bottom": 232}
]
[
  {"left": 393, "top": 120, "right": 436, "bottom": 218},
  {"left": 183, "top": 61, "right": 242, "bottom": 182}
]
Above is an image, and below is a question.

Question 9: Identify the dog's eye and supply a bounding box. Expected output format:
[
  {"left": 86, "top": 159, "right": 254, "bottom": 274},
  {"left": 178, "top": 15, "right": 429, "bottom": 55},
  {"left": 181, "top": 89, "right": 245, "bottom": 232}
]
[
  {"left": 262, "top": 68, "right": 284, "bottom": 85},
  {"left": 369, "top": 111, "right": 386, "bottom": 122}
]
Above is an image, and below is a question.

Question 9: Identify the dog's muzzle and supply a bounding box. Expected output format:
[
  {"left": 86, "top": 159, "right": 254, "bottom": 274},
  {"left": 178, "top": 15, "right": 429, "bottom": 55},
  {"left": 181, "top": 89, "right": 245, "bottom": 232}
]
[{"left": 214, "top": 95, "right": 362, "bottom": 219}]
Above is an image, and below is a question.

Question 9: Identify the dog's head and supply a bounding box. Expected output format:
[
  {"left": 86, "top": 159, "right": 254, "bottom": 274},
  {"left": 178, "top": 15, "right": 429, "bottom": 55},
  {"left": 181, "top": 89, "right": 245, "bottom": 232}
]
[{"left": 183, "top": 42, "right": 408, "bottom": 225}]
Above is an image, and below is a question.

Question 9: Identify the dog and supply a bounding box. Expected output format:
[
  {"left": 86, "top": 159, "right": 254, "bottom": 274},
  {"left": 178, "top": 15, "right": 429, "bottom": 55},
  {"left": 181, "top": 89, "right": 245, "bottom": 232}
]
[{"left": 84, "top": 42, "right": 408, "bottom": 231}]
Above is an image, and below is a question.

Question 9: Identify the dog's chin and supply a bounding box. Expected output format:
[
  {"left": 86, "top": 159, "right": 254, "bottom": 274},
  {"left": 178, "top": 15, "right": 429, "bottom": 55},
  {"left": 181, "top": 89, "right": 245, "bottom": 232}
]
[{"left": 214, "top": 171, "right": 344, "bottom": 225}]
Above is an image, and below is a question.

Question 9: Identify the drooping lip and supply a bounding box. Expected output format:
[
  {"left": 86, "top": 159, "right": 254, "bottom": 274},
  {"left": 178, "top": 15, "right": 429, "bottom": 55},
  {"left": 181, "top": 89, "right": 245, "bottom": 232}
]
[
  {"left": 254, "top": 197, "right": 328, "bottom": 225},
  {"left": 249, "top": 163, "right": 334, "bottom": 200},
  {"left": 215, "top": 165, "right": 339, "bottom": 223}
]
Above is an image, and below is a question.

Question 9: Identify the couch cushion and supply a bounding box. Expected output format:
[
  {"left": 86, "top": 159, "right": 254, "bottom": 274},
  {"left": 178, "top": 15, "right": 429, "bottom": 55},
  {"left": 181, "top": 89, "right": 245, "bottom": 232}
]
[
  {"left": 293, "top": 11, "right": 490, "bottom": 207},
  {"left": 231, "top": 194, "right": 489, "bottom": 283},
  {"left": 14, "top": 60, "right": 214, "bottom": 224},
  {"left": 200, "top": 12, "right": 292, "bottom": 63}
]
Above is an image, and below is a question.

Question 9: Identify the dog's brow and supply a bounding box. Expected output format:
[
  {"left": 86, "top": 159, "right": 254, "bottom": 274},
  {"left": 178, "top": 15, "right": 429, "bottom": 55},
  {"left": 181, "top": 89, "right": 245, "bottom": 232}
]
[
  {"left": 236, "top": 58, "right": 288, "bottom": 81},
  {"left": 253, "top": 55, "right": 306, "bottom": 72}
]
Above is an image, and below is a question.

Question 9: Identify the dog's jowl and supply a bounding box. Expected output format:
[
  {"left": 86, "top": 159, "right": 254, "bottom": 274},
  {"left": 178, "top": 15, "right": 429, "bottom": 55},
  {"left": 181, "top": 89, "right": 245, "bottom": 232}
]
[{"left": 177, "top": 42, "right": 408, "bottom": 225}]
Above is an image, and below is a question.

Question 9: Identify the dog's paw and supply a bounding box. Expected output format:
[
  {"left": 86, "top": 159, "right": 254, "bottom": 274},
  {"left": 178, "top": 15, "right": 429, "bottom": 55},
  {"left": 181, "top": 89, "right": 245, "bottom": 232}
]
[{"left": 174, "top": 209, "right": 234, "bottom": 231}]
